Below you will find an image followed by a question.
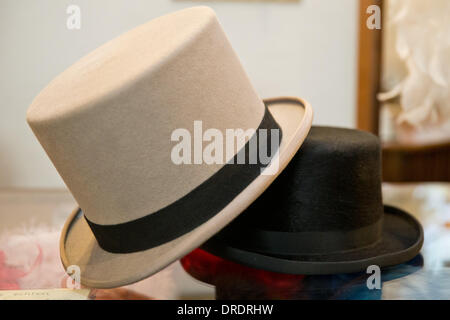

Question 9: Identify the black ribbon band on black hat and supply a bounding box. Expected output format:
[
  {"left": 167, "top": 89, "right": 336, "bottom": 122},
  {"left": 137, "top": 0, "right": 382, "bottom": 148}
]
[
  {"left": 84, "top": 105, "right": 282, "bottom": 254},
  {"left": 214, "top": 218, "right": 383, "bottom": 256}
]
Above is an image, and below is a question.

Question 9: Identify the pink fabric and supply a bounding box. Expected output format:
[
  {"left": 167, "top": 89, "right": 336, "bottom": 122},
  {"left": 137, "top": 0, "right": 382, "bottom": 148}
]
[
  {"left": 0, "top": 227, "right": 175, "bottom": 298},
  {"left": 0, "top": 246, "right": 42, "bottom": 290}
]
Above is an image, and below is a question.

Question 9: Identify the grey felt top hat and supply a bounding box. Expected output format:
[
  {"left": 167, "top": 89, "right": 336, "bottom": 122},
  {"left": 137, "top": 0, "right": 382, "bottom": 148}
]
[{"left": 26, "top": 7, "right": 313, "bottom": 288}]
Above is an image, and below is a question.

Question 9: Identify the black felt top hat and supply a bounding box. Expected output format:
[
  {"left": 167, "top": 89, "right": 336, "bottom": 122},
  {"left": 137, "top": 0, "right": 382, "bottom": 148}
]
[{"left": 202, "top": 126, "right": 424, "bottom": 275}]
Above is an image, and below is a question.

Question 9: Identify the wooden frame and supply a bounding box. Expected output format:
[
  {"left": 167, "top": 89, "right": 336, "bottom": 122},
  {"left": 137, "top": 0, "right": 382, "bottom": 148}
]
[{"left": 356, "top": 0, "right": 383, "bottom": 135}]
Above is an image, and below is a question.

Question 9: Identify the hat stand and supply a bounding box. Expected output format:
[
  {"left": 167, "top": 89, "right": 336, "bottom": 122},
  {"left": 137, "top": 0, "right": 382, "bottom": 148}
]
[{"left": 180, "top": 249, "right": 423, "bottom": 300}]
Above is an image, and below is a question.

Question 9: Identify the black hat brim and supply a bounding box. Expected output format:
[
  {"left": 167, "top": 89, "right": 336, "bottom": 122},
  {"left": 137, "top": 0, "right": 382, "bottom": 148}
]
[{"left": 202, "top": 205, "right": 424, "bottom": 275}]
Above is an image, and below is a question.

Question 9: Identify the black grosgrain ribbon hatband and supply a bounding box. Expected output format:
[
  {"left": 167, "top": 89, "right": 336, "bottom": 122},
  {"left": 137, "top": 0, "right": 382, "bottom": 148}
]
[
  {"left": 84, "top": 105, "right": 282, "bottom": 254},
  {"left": 214, "top": 218, "right": 383, "bottom": 256}
]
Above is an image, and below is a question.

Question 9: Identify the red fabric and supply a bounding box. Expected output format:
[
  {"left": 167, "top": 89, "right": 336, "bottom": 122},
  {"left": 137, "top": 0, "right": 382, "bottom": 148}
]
[{"left": 181, "top": 249, "right": 305, "bottom": 292}]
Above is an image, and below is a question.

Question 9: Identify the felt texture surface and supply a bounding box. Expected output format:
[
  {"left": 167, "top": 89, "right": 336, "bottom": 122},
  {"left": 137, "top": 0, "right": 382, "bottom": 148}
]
[
  {"left": 60, "top": 98, "right": 313, "bottom": 288},
  {"left": 26, "top": 6, "right": 265, "bottom": 225},
  {"left": 203, "top": 206, "right": 423, "bottom": 275},
  {"left": 26, "top": 6, "right": 315, "bottom": 287},
  {"left": 236, "top": 126, "right": 384, "bottom": 233},
  {"left": 202, "top": 127, "right": 424, "bottom": 274},
  {"left": 84, "top": 105, "right": 282, "bottom": 253}
]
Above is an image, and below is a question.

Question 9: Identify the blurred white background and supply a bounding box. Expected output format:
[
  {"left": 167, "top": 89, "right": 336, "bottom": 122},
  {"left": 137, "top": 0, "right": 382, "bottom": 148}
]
[{"left": 0, "top": 0, "right": 358, "bottom": 188}]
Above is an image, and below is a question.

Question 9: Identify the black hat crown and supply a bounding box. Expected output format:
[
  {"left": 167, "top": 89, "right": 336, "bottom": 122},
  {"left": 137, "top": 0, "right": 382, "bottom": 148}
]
[
  {"left": 214, "top": 126, "right": 384, "bottom": 256},
  {"left": 203, "top": 126, "right": 423, "bottom": 275}
]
